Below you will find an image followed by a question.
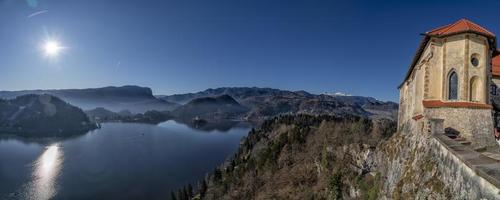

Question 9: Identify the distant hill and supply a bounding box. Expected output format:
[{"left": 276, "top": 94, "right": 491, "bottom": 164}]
[
  {"left": 171, "top": 95, "right": 249, "bottom": 122},
  {"left": 0, "top": 94, "right": 97, "bottom": 137},
  {"left": 85, "top": 107, "right": 172, "bottom": 124},
  {"left": 85, "top": 107, "right": 121, "bottom": 121},
  {"left": 160, "top": 87, "right": 398, "bottom": 121},
  {"left": 0, "top": 86, "right": 178, "bottom": 113}
]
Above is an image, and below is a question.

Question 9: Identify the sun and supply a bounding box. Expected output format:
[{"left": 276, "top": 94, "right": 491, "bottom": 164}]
[{"left": 43, "top": 40, "right": 63, "bottom": 57}]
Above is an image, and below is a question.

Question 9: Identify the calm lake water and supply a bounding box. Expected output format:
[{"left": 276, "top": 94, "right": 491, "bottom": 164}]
[{"left": 0, "top": 121, "right": 251, "bottom": 200}]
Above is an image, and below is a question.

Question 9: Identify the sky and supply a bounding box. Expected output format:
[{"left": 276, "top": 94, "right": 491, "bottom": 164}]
[{"left": 1, "top": 0, "right": 500, "bottom": 101}]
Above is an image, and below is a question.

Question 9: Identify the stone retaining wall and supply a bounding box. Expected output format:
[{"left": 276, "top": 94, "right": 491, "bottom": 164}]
[
  {"left": 425, "top": 107, "right": 496, "bottom": 149},
  {"left": 430, "top": 134, "right": 500, "bottom": 199}
]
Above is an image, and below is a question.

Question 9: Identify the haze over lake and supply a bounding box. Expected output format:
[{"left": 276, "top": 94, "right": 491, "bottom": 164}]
[{"left": 0, "top": 121, "right": 251, "bottom": 200}]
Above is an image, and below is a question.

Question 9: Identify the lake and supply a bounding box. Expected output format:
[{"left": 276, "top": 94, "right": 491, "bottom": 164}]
[{"left": 0, "top": 121, "right": 251, "bottom": 200}]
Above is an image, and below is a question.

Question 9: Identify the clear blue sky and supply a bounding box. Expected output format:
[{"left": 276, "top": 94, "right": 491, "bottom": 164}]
[{"left": 1, "top": 0, "right": 500, "bottom": 101}]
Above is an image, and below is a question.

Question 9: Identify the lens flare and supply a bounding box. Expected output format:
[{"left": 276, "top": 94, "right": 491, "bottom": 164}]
[{"left": 43, "top": 40, "right": 62, "bottom": 57}]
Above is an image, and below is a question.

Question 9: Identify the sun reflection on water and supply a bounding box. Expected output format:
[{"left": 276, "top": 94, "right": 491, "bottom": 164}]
[{"left": 22, "top": 144, "right": 63, "bottom": 200}]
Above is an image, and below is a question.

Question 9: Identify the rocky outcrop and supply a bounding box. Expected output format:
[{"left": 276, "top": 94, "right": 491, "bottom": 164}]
[
  {"left": 180, "top": 114, "right": 396, "bottom": 200},
  {"left": 378, "top": 120, "right": 500, "bottom": 199},
  {"left": 179, "top": 114, "right": 500, "bottom": 200}
]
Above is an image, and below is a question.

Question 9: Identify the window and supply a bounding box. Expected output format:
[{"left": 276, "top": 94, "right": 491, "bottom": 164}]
[
  {"left": 448, "top": 71, "right": 458, "bottom": 100},
  {"left": 470, "top": 77, "right": 479, "bottom": 102},
  {"left": 492, "top": 84, "right": 498, "bottom": 96},
  {"left": 471, "top": 54, "right": 480, "bottom": 67}
]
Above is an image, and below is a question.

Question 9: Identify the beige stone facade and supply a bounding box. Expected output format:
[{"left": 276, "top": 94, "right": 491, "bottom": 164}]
[{"left": 398, "top": 19, "right": 498, "bottom": 149}]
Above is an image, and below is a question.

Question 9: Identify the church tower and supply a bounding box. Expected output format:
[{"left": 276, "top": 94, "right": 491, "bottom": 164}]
[{"left": 398, "top": 19, "right": 498, "bottom": 148}]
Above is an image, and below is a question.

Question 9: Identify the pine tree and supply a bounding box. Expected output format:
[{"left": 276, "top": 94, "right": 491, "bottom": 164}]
[
  {"left": 182, "top": 186, "right": 189, "bottom": 200},
  {"left": 170, "top": 191, "right": 177, "bottom": 200},
  {"left": 187, "top": 183, "right": 193, "bottom": 198},
  {"left": 213, "top": 168, "right": 222, "bottom": 182},
  {"left": 177, "top": 189, "right": 185, "bottom": 200},
  {"left": 199, "top": 179, "right": 208, "bottom": 197}
]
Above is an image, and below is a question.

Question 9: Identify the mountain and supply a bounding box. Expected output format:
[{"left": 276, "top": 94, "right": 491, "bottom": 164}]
[
  {"left": 316, "top": 95, "right": 398, "bottom": 119},
  {"left": 160, "top": 87, "right": 311, "bottom": 104},
  {"left": 0, "top": 86, "right": 178, "bottom": 113},
  {"left": 171, "top": 95, "right": 249, "bottom": 122},
  {"left": 0, "top": 94, "right": 97, "bottom": 137},
  {"left": 160, "top": 87, "right": 398, "bottom": 121}
]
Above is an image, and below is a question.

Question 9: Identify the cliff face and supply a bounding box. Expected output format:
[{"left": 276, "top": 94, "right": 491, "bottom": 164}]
[
  {"left": 378, "top": 121, "right": 500, "bottom": 199},
  {"left": 196, "top": 115, "right": 396, "bottom": 200},
  {"left": 191, "top": 115, "right": 500, "bottom": 200},
  {"left": 376, "top": 123, "right": 452, "bottom": 199}
]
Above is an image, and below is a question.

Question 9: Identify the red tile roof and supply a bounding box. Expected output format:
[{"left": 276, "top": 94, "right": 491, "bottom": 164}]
[
  {"left": 399, "top": 19, "right": 497, "bottom": 88},
  {"left": 426, "top": 19, "right": 495, "bottom": 38},
  {"left": 493, "top": 50, "right": 500, "bottom": 77}
]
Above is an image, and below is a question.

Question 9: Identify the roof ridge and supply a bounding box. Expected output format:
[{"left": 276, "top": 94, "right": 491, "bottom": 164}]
[
  {"left": 425, "top": 18, "right": 495, "bottom": 37},
  {"left": 462, "top": 19, "right": 473, "bottom": 30},
  {"left": 468, "top": 19, "right": 495, "bottom": 36},
  {"left": 426, "top": 23, "right": 453, "bottom": 34},
  {"left": 441, "top": 19, "right": 465, "bottom": 34}
]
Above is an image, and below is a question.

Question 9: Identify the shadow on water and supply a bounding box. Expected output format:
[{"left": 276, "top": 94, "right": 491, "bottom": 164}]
[
  {"left": 0, "top": 130, "right": 94, "bottom": 145},
  {"left": 171, "top": 119, "right": 256, "bottom": 132}
]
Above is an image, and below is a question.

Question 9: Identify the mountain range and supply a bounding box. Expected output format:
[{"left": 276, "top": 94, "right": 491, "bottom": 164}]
[
  {"left": 0, "top": 86, "right": 178, "bottom": 113},
  {"left": 0, "top": 86, "right": 398, "bottom": 132},
  {"left": 160, "top": 87, "right": 398, "bottom": 121}
]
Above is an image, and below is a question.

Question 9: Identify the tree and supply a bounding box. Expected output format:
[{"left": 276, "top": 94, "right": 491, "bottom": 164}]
[
  {"left": 213, "top": 168, "right": 222, "bottom": 182},
  {"left": 329, "top": 172, "right": 343, "bottom": 200},
  {"left": 187, "top": 184, "right": 194, "bottom": 198},
  {"left": 182, "top": 186, "right": 189, "bottom": 200},
  {"left": 199, "top": 179, "right": 208, "bottom": 197},
  {"left": 170, "top": 191, "right": 177, "bottom": 200},
  {"left": 177, "top": 189, "right": 185, "bottom": 200}
]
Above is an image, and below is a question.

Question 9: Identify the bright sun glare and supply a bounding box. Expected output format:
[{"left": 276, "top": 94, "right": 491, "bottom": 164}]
[{"left": 43, "top": 40, "right": 62, "bottom": 57}]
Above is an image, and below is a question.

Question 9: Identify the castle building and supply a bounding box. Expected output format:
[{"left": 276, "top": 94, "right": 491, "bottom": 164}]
[{"left": 398, "top": 19, "right": 500, "bottom": 148}]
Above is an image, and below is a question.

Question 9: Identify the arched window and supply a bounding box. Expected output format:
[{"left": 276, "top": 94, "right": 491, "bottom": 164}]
[
  {"left": 448, "top": 71, "right": 458, "bottom": 100},
  {"left": 470, "top": 77, "right": 479, "bottom": 102}
]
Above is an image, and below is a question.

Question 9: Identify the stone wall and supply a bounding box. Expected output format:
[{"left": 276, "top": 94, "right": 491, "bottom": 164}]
[
  {"left": 430, "top": 134, "right": 500, "bottom": 199},
  {"left": 377, "top": 120, "right": 500, "bottom": 199},
  {"left": 424, "top": 107, "right": 496, "bottom": 149}
]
